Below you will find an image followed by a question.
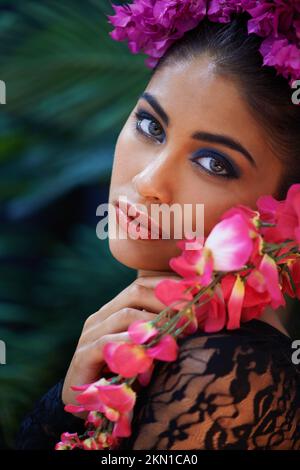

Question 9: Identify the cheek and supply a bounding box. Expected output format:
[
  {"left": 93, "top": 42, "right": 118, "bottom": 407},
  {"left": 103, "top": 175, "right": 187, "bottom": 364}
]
[
  {"left": 180, "top": 181, "right": 251, "bottom": 237},
  {"left": 111, "top": 123, "right": 143, "bottom": 185}
]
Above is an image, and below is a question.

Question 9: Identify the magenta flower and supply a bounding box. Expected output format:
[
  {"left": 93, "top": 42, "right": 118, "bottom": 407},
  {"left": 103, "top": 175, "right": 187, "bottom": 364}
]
[
  {"left": 208, "top": 0, "right": 244, "bottom": 23},
  {"left": 107, "top": 0, "right": 207, "bottom": 68},
  {"left": 107, "top": 0, "right": 300, "bottom": 86},
  {"left": 245, "top": 0, "right": 300, "bottom": 39},
  {"left": 260, "top": 36, "right": 300, "bottom": 84}
]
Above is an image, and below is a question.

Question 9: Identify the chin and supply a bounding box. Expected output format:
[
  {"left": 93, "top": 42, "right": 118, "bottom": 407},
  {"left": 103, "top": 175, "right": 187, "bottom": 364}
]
[{"left": 108, "top": 238, "right": 175, "bottom": 271}]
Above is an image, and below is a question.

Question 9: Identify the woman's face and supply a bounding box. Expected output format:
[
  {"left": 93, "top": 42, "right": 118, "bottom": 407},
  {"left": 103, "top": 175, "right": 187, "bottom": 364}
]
[{"left": 108, "top": 56, "right": 284, "bottom": 271}]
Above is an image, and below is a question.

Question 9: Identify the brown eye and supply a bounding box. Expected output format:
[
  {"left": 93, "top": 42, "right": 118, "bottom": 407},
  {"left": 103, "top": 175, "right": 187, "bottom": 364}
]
[
  {"left": 134, "top": 110, "right": 165, "bottom": 143},
  {"left": 191, "top": 148, "right": 240, "bottom": 179},
  {"left": 208, "top": 159, "right": 226, "bottom": 174}
]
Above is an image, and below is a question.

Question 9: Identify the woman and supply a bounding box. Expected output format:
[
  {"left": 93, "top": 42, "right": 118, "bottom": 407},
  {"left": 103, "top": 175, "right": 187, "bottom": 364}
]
[{"left": 15, "top": 8, "right": 300, "bottom": 450}]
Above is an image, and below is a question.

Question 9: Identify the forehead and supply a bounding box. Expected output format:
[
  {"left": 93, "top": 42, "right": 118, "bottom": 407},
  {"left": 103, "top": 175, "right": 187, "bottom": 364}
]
[{"left": 145, "top": 57, "right": 264, "bottom": 143}]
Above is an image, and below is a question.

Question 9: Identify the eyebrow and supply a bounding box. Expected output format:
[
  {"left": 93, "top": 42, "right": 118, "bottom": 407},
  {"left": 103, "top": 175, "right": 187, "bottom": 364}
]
[{"left": 139, "top": 92, "right": 256, "bottom": 168}]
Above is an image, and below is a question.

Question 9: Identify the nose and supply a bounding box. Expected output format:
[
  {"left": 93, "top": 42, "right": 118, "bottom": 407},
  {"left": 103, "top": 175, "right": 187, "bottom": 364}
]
[{"left": 132, "top": 152, "right": 175, "bottom": 204}]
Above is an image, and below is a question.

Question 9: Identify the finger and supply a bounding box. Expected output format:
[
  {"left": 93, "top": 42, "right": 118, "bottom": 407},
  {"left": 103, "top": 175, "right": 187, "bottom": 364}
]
[
  {"left": 86, "top": 331, "right": 131, "bottom": 367},
  {"left": 83, "top": 308, "right": 157, "bottom": 343},
  {"left": 87, "top": 274, "right": 182, "bottom": 326}
]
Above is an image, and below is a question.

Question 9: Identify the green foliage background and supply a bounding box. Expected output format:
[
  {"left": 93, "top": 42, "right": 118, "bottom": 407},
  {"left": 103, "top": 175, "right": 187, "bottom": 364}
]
[
  {"left": 0, "top": 0, "right": 151, "bottom": 448},
  {"left": 0, "top": 0, "right": 299, "bottom": 451}
]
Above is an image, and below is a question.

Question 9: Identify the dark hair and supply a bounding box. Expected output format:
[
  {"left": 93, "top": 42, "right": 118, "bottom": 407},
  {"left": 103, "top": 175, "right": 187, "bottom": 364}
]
[{"left": 152, "top": 15, "right": 300, "bottom": 200}]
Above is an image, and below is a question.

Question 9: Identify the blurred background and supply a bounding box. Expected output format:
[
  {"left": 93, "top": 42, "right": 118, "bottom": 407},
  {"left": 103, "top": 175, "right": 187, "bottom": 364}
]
[
  {"left": 0, "top": 0, "right": 151, "bottom": 448},
  {"left": 0, "top": 0, "right": 299, "bottom": 451}
]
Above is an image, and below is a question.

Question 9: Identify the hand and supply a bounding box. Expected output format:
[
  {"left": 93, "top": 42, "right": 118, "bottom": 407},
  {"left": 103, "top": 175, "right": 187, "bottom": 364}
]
[{"left": 62, "top": 274, "right": 181, "bottom": 416}]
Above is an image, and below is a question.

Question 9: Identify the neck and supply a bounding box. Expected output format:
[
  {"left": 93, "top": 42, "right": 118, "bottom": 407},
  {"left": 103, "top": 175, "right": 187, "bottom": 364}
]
[{"left": 136, "top": 269, "right": 174, "bottom": 278}]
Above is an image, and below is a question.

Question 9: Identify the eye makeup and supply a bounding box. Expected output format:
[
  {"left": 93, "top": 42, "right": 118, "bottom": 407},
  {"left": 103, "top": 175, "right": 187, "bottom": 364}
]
[
  {"left": 190, "top": 148, "right": 241, "bottom": 179},
  {"left": 133, "top": 108, "right": 165, "bottom": 143},
  {"left": 131, "top": 108, "right": 242, "bottom": 179}
]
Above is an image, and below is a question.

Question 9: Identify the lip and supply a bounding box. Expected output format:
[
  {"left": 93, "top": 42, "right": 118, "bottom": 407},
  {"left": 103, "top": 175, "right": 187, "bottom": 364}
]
[{"left": 114, "top": 200, "right": 167, "bottom": 240}]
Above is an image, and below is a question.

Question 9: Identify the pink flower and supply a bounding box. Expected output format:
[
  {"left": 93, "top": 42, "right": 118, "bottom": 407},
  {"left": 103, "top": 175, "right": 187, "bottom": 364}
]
[
  {"left": 195, "top": 285, "right": 227, "bottom": 332},
  {"left": 169, "top": 214, "right": 253, "bottom": 288},
  {"left": 65, "top": 378, "right": 113, "bottom": 413},
  {"left": 65, "top": 378, "right": 136, "bottom": 438},
  {"left": 82, "top": 436, "right": 103, "bottom": 450},
  {"left": 282, "top": 258, "right": 300, "bottom": 299},
  {"left": 128, "top": 319, "right": 159, "bottom": 344},
  {"left": 169, "top": 241, "right": 214, "bottom": 287},
  {"left": 86, "top": 411, "right": 103, "bottom": 428},
  {"left": 247, "top": 254, "right": 285, "bottom": 309},
  {"left": 204, "top": 214, "right": 254, "bottom": 271},
  {"left": 104, "top": 335, "right": 179, "bottom": 378},
  {"left": 222, "top": 273, "right": 271, "bottom": 324},
  {"left": 55, "top": 432, "right": 81, "bottom": 450},
  {"left": 91, "top": 382, "right": 136, "bottom": 438},
  {"left": 137, "top": 362, "right": 155, "bottom": 386},
  {"left": 147, "top": 334, "right": 179, "bottom": 361},
  {"left": 226, "top": 274, "right": 245, "bottom": 330},
  {"left": 154, "top": 278, "right": 196, "bottom": 310},
  {"left": 103, "top": 342, "right": 153, "bottom": 378},
  {"left": 258, "top": 183, "right": 300, "bottom": 244},
  {"left": 82, "top": 432, "right": 118, "bottom": 450},
  {"left": 111, "top": 412, "right": 133, "bottom": 438},
  {"left": 257, "top": 193, "right": 282, "bottom": 223},
  {"left": 220, "top": 204, "right": 260, "bottom": 235},
  {"left": 175, "top": 305, "right": 199, "bottom": 335}
]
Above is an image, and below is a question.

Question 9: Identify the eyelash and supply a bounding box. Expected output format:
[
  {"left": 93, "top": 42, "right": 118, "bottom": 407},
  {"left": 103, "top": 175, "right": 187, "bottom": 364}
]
[
  {"left": 133, "top": 110, "right": 165, "bottom": 143},
  {"left": 132, "top": 109, "right": 240, "bottom": 179}
]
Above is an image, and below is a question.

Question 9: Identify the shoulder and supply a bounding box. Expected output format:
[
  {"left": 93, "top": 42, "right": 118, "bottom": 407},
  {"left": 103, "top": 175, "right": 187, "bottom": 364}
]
[
  {"left": 166, "top": 319, "right": 299, "bottom": 381},
  {"left": 153, "top": 325, "right": 279, "bottom": 390},
  {"left": 128, "top": 323, "right": 300, "bottom": 450}
]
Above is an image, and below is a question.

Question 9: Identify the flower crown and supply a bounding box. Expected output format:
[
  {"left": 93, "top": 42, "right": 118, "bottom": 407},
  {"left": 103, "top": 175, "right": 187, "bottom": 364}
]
[{"left": 107, "top": 0, "right": 300, "bottom": 87}]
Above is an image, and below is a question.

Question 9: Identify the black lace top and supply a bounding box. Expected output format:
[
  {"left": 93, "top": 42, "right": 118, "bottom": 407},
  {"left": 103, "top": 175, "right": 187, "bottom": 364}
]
[{"left": 15, "top": 319, "right": 300, "bottom": 450}]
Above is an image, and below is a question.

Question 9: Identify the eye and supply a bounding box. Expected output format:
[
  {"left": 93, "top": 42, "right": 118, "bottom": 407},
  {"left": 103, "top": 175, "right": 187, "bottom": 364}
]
[
  {"left": 133, "top": 109, "right": 165, "bottom": 143},
  {"left": 191, "top": 148, "right": 240, "bottom": 179}
]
